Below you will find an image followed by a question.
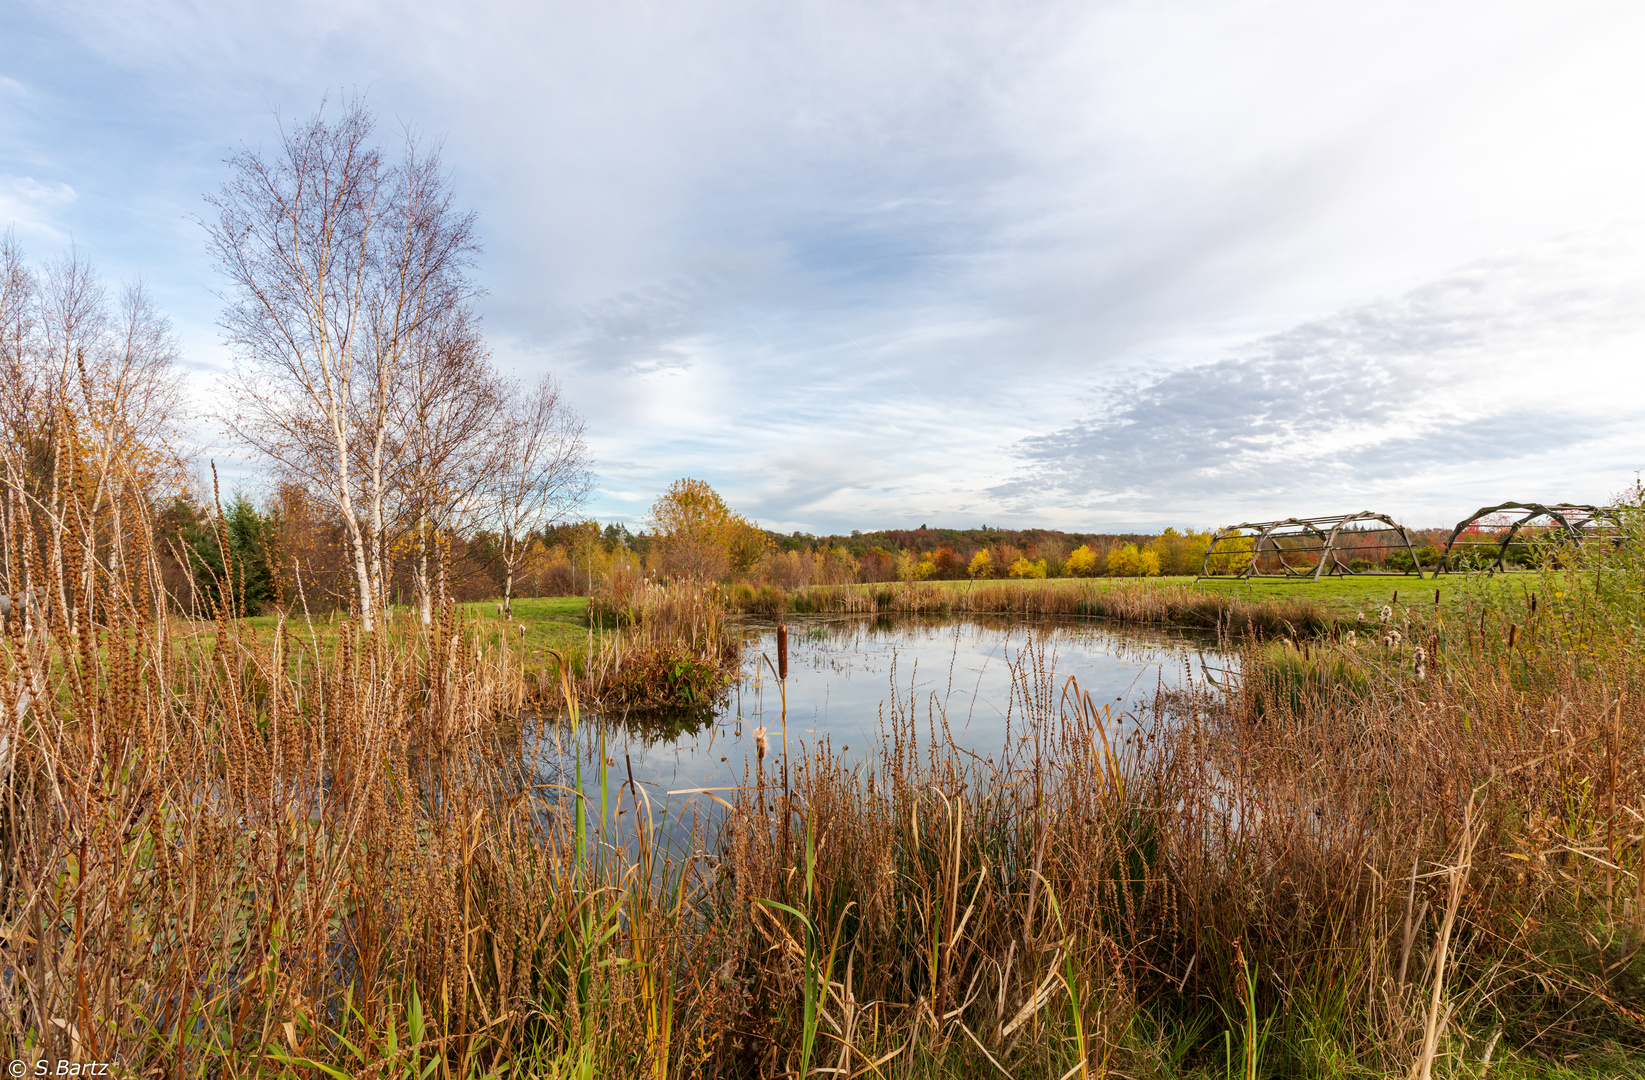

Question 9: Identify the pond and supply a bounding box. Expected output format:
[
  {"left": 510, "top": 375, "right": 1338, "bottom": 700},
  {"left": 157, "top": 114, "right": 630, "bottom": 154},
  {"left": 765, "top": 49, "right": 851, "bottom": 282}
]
[{"left": 528, "top": 614, "right": 1233, "bottom": 839}]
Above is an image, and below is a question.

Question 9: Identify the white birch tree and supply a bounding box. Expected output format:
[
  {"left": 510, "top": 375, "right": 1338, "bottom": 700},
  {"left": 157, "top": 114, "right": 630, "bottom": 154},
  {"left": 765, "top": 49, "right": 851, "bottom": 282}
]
[
  {"left": 487, "top": 375, "right": 592, "bottom": 615},
  {"left": 206, "top": 97, "right": 477, "bottom": 630}
]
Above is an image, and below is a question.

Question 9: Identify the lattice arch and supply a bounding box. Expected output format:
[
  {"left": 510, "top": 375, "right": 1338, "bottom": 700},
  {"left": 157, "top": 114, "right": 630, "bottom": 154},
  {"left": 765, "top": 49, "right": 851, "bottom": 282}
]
[
  {"left": 1442, "top": 502, "right": 1621, "bottom": 573},
  {"left": 1198, "top": 512, "right": 1428, "bottom": 581}
]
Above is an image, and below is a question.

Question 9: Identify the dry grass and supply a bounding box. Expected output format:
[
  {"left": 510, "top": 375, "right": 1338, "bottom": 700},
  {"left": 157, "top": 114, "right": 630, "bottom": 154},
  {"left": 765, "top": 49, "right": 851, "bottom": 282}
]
[
  {"left": 732, "top": 578, "right": 1335, "bottom": 639},
  {"left": 2, "top": 465, "right": 1642, "bottom": 1077},
  {"left": 580, "top": 564, "right": 740, "bottom": 712}
]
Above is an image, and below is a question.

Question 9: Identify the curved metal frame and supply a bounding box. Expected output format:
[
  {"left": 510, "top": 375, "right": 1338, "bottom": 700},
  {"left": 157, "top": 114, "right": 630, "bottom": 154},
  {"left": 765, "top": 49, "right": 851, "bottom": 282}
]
[
  {"left": 1442, "top": 501, "right": 1621, "bottom": 573},
  {"left": 1198, "top": 511, "right": 1426, "bottom": 581}
]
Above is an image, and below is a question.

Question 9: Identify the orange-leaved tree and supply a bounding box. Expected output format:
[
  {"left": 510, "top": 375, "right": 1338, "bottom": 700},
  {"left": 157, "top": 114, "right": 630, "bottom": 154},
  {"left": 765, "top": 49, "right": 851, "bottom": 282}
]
[{"left": 649, "top": 478, "right": 765, "bottom": 582}]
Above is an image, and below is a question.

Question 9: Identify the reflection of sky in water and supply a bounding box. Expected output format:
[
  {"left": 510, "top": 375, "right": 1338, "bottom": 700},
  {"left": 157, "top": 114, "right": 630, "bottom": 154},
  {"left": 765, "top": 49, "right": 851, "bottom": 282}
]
[{"left": 532, "top": 616, "right": 1230, "bottom": 839}]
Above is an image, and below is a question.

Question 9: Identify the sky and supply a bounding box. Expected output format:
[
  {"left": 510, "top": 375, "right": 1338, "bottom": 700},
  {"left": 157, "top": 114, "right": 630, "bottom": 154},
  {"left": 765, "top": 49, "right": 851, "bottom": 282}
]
[{"left": 3, "top": 0, "right": 1643, "bottom": 534}]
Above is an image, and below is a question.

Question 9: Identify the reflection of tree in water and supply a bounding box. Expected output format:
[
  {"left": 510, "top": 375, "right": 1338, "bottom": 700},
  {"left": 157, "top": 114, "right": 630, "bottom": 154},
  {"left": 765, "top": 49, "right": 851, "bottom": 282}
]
[
  {"left": 731, "top": 613, "right": 1213, "bottom": 682},
  {"left": 603, "top": 702, "right": 720, "bottom": 743},
  {"left": 521, "top": 704, "right": 720, "bottom": 785}
]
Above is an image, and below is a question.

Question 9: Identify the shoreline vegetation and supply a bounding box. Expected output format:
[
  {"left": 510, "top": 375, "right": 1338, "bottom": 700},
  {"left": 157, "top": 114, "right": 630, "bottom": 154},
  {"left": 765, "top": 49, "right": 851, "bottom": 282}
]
[
  {"left": 4, "top": 472, "right": 1644, "bottom": 1076},
  {"left": 1, "top": 100, "right": 1638, "bottom": 1073}
]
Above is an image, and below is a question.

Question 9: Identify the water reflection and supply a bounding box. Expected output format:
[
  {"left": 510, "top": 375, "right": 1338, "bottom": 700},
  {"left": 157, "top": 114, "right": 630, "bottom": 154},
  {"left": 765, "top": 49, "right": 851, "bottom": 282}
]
[{"left": 525, "top": 614, "right": 1231, "bottom": 839}]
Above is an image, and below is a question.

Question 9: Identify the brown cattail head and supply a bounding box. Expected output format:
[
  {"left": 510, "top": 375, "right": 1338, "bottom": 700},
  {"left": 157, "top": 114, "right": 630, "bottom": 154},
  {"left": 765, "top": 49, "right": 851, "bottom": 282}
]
[
  {"left": 776, "top": 624, "right": 788, "bottom": 680},
  {"left": 754, "top": 726, "right": 769, "bottom": 761}
]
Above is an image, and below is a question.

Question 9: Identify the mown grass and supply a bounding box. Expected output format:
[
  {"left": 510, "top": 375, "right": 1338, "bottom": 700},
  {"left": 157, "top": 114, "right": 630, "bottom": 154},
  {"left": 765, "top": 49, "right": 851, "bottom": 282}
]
[{"left": 240, "top": 595, "right": 594, "bottom": 668}]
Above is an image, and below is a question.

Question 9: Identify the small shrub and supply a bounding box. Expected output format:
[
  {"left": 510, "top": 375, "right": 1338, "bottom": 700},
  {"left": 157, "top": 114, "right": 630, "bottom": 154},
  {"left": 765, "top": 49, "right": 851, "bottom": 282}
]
[{"left": 603, "top": 643, "right": 733, "bottom": 711}]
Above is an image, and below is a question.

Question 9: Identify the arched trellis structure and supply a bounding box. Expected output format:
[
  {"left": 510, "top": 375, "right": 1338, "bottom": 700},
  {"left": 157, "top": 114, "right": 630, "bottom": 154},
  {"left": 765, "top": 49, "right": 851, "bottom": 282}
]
[
  {"left": 1442, "top": 502, "right": 1621, "bottom": 573},
  {"left": 1198, "top": 512, "right": 1427, "bottom": 581}
]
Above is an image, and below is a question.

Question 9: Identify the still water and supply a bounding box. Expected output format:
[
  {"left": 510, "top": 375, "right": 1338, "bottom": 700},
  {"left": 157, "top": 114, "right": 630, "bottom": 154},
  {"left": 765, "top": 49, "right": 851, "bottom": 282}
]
[{"left": 534, "top": 615, "right": 1231, "bottom": 834}]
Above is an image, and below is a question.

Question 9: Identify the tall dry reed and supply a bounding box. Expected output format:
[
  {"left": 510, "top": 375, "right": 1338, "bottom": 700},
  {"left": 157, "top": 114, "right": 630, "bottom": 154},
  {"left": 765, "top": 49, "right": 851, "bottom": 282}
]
[
  {"left": 2, "top": 439, "right": 1640, "bottom": 1076},
  {"left": 732, "top": 579, "right": 1333, "bottom": 638}
]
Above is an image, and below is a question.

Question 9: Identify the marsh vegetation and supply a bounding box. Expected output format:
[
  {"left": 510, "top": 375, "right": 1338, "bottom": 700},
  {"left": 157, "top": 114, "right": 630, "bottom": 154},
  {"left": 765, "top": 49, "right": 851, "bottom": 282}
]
[{"left": 1, "top": 98, "right": 1640, "bottom": 1078}]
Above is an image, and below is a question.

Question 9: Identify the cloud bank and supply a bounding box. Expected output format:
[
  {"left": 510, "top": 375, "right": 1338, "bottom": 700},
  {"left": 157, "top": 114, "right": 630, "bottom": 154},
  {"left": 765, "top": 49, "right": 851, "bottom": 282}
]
[
  {"left": 2, "top": 1, "right": 1644, "bottom": 530},
  {"left": 1001, "top": 226, "right": 1645, "bottom": 526}
]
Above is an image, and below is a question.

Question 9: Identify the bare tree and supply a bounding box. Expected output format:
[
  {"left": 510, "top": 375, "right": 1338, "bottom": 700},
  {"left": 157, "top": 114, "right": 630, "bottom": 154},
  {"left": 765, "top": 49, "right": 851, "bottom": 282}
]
[
  {"left": 206, "top": 97, "right": 477, "bottom": 630},
  {"left": 487, "top": 374, "right": 592, "bottom": 615},
  {"left": 394, "top": 308, "right": 501, "bottom": 624},
  {"left": 0, "top": 238, "right": 185, "bottom": 628}
]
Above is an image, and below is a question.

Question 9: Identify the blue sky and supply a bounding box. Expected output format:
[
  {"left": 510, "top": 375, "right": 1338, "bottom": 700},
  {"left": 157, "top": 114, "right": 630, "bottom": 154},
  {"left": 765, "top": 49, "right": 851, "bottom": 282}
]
[{"left": 4, "top": 1, "right": 1644, "bottom": 533}]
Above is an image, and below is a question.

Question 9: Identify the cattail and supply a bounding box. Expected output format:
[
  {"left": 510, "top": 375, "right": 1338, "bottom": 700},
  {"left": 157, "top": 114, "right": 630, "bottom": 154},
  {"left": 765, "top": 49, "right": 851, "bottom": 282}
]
[
  {"left": 776, "top": 623, "right": 788, "bottom": 680},
  {"left": 1413, "top": 645, "right": 1427, "bottom": 681},
  {"left": 754, "top": 726, "right": 768, "bottom": 762}
]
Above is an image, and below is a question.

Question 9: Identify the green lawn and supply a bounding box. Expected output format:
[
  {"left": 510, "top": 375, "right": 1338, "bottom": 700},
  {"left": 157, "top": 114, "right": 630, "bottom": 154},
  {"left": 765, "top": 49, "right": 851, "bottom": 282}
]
[
  {"left": 841, "top": 572, "right": 1521, "bottom": 621},
  {"left": 1184, "top": 572, "right": 1486, "bottom": 618},
  {"left": 454, "top": 596, "right": 594, "bottom": 668},
  {"left": 238, "top": 595, "right": 594, "bottom": 670}
]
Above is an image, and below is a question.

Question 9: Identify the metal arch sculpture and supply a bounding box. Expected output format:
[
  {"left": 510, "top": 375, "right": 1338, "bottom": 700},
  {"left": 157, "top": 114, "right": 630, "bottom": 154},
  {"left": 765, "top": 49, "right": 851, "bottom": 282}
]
[
  {"left": 1442, "top": 501, "right": 1621, "bottom": 573},
  {"left": 1197, "top": 511, "right": 1427, "bottom": 581}
]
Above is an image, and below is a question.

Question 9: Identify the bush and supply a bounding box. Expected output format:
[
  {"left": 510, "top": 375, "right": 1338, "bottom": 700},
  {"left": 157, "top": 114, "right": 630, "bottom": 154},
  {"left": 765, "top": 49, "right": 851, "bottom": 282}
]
[{"left": 603, "top": 643, "right": 732, "bottom": 712}]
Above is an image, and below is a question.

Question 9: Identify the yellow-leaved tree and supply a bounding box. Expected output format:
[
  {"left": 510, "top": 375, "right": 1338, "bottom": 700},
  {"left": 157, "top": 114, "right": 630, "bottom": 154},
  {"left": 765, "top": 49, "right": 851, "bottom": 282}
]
[
  {"left": 1065, "top": 544, "right": 1100, "bottom": 577},
  {"left": 1146, "top": 527, "right": 1215, "bottom": 576},
  {"left": 649, "top": 478, "right": 766, "bottom": 581},
  {"left": 1106, "top": 543, "right": 1161, "bottom": 577},
  {"left": 968, "top": 549, "right": 995, "bottom": 578},
  {"left": 1008, "top": 556, "right": 1048, "bottom": 579}
]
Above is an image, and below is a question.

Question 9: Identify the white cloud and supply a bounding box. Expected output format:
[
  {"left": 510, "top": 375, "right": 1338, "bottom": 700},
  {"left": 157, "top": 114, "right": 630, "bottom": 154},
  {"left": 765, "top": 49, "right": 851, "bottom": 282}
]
[
  {"left": 1002, "top": 224, "right": 1645, "bottom": 528},
  {"left": 0, "top": 174, "right": 76, "bottom": 241},
  {"left": 5, "top": 1, "right": 1645, "bottom": 530}
]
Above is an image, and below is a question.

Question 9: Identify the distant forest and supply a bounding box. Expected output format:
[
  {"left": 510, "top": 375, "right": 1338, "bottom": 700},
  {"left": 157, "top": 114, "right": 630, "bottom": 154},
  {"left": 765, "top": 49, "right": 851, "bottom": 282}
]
[{"left": 158, "top": 485, "right": 1457, "bottom": 615}]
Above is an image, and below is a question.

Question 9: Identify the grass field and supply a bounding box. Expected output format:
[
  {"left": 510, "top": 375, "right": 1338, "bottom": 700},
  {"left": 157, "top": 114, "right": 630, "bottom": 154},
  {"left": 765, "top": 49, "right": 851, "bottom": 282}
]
[
  {"left": 735, "top": 572, "right": 1513, "bottom": 625},
  {"left": 238, "top": 595, "right": 596, "bottom": 668},
  {"left": 238, "top": 575, "right": 1504, "bottom": 642}
]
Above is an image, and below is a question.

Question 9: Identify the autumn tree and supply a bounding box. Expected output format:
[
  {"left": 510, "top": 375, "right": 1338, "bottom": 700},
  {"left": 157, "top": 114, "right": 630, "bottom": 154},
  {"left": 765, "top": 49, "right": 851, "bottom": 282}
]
[
  {"left": 208, "top": 97, "right": 478, "bottom": 629},
  {"left": 648, "top": 478, "right": 764, "bottom": 582},
  {"left": 394, "top": 309, "right": 501, "bottom": 623},
  {"left": 0, "top": 235, "right": 186, "bottom": 627},
  {"left": 485, "top": 374, "right": 592, "bottom": 614},
  {"left": 1106, "top": 543, "right": 1160, "bottom": 577}
]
